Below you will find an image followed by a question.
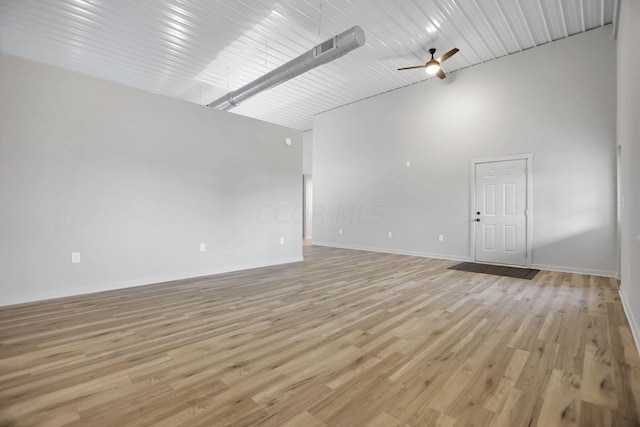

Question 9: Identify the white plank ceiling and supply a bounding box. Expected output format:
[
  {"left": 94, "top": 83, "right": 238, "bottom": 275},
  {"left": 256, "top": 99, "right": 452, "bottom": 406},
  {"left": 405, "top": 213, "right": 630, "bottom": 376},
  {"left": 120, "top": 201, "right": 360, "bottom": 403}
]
[{"left": 0, "top": 0, "right": 615, "bottom": 130}]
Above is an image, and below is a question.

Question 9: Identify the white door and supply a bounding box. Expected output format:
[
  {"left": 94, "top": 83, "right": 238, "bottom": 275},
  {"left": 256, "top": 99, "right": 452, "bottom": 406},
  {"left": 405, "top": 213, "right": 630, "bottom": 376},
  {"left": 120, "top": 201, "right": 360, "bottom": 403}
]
[{"left": 474, "top": 159, "right": 528, "bottom": 266}]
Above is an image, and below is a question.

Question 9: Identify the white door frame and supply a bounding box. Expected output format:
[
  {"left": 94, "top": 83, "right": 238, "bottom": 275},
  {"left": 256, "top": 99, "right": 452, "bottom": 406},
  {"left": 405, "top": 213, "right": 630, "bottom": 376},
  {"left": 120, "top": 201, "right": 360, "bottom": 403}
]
[
  {"left": 303, "top": 174, "right": 313, "bottom": 240},
  {"left": 470, "top": 153, "right": 534, "bottom": 267}
]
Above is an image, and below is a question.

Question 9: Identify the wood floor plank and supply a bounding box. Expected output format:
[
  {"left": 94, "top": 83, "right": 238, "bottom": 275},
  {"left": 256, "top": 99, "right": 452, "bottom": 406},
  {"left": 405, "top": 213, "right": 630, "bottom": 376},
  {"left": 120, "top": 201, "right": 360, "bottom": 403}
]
[
  {"left": 1, "top": 245, "right": 639, "bottom": 426},
  {"left": 279, "top": 410, "right": 327, "bottom": 427},
  {"left": 580, "top": 344, "right": 617, "bottom": 409},
  {"left": 537, "top": 369, "right": 581, "bottom": 426},
  {"left": 483, "top": 347, "right": 529, "bottom": 413}
]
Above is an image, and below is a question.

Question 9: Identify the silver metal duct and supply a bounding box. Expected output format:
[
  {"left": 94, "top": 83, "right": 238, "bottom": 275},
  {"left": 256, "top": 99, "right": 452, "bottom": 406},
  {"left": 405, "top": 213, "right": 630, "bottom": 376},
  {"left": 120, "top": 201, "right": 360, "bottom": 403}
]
[{"left": 207, "top": 26, "right": 365, "bottom": 110}]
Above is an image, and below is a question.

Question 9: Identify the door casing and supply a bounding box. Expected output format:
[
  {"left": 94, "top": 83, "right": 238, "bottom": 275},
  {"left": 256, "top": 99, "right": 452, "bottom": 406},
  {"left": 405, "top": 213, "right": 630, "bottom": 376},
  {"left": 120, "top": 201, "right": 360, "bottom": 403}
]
[{"left": 470, "top": 154, "right": 534, "bottom": 267}]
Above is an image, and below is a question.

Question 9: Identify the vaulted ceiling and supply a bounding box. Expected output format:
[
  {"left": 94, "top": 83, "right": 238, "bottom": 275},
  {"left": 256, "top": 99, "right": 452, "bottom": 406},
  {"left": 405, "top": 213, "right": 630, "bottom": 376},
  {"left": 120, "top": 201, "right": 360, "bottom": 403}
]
[{"left": 0, "top": 0, "right": 615, "bottom": 131}]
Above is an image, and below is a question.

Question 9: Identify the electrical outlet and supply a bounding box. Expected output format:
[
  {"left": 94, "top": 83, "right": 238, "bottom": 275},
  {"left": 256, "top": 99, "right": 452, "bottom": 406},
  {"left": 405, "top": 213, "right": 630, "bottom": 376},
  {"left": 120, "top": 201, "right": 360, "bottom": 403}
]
[
  {"left": 438, "top": 235, "right": 444, "bottom": 242},
  {"left": 338, "top": 229, "right": 343, "bottom": 235},
  {"left": 71, "top": 252, "right": 81, "bottom": 264},
  {"left": 388, "top": 231, "right": 393, "bottom": 238},
  {"left": 280, "top": 237, "right": 284, "bottom": 245},
  {"left": 199, "top": 243, "right": 206, "bottom": 252},
  {"left": 406, "top": 160, "right": 411, "bottom": 168}
]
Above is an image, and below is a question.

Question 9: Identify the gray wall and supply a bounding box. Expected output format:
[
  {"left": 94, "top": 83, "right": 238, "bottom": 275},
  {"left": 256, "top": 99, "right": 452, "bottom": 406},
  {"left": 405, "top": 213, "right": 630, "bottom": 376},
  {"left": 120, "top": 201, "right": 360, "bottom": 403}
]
[
  {"left": 313, "top": 26, "right": 617, "bottom": 276},
  {"left": 0, "top": 53, "right": 302, "bottom": 306},
  {"left": 303, "top": 130, "right": 313, "bottom": 175},
  {"left": 617, "top": 0, "right": 640, "bottom": 352}
]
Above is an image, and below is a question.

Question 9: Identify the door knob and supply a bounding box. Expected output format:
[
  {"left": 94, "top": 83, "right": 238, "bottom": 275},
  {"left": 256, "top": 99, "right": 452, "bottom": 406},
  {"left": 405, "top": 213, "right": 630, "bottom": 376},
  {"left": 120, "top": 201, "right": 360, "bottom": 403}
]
[
  {"left": 475, "top": 218, "right": 480, "bottom": 222},
  {"left": 476, "top": 211, "right": 481, "bottom": 215}
]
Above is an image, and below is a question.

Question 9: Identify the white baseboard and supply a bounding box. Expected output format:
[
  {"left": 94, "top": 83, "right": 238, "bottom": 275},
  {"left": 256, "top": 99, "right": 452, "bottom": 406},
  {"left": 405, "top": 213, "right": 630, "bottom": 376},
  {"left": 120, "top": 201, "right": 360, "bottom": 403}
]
[
  {"left": 312, "top": 242, "right": 617, "bottom": 277},
  {"left": 619, "top": 285, "right": 640, "bottom": 358},
  {"left": 0, "top": 256, "right": 304, "bottom": 307},
  {"left": 311, "top": 241, "right": 471, "bottom": 263},
  {"left": 530, "top": 263, "right": 617, "bottom": 278}
]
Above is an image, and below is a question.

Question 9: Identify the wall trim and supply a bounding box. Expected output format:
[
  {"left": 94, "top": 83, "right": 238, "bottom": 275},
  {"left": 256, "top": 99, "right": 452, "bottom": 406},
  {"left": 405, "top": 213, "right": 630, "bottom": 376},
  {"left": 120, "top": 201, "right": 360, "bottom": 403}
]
[
  {"left": 530, "top": 263, "right": 617, "bottom": 278},
  {"left": 312, "top": 241, "right": 471, "bottom": 262},
  {"left": 0, "top": 256, "right": 304, "bottom": 307},
  {"left": 314, "top": 242, "right": 617, "bottom": 278},
  {"left": 619, "top": 285, "right": 640, "bottom": 358}
]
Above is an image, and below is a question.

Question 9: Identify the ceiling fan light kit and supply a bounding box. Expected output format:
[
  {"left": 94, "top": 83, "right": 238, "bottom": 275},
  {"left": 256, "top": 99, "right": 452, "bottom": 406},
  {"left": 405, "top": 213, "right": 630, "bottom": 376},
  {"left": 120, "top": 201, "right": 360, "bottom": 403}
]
[{"left": 425, "top": 60, "right": 440, "bottom": 75}]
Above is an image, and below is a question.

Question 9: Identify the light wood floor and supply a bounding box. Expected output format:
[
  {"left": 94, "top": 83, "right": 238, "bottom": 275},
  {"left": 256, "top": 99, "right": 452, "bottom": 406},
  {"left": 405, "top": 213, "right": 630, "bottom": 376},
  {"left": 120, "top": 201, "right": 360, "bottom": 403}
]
[{"left": 1, "top": 246, "right": 639, "bottom": 426}]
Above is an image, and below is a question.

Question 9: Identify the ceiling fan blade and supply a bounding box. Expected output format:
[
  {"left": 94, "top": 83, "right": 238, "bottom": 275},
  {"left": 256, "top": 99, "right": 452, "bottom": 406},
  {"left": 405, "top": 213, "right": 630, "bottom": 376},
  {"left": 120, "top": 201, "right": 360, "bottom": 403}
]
[
  {"left": 436, "top": 69, "right": 446, "bottom": 79},
  {"left": 397, "top": 64, "right": 427, "bottom": 71},
  {"left": 437, "top": 48, "right": 459, "bottom": 63}
]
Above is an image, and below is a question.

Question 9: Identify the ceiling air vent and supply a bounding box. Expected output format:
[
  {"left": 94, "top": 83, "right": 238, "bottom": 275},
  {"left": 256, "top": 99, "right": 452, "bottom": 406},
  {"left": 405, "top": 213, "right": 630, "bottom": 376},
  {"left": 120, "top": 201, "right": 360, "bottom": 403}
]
[{"left": 314, "top": 36, "right": 337, "bottom": 57}]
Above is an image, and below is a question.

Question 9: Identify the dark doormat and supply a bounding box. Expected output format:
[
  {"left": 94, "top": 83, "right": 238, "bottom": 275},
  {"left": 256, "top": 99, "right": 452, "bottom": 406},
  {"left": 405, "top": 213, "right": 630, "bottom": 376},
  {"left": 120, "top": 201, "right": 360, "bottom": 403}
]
[{"left": 448, "top": 262, "right": 540, "bottom": 280}]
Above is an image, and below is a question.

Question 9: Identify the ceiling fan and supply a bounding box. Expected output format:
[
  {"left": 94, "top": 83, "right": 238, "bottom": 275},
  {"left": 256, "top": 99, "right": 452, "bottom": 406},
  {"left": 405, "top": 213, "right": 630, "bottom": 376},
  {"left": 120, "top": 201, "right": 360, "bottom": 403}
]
[{"left": 398, "top": 48, "right": 459, "bottom": 79}]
